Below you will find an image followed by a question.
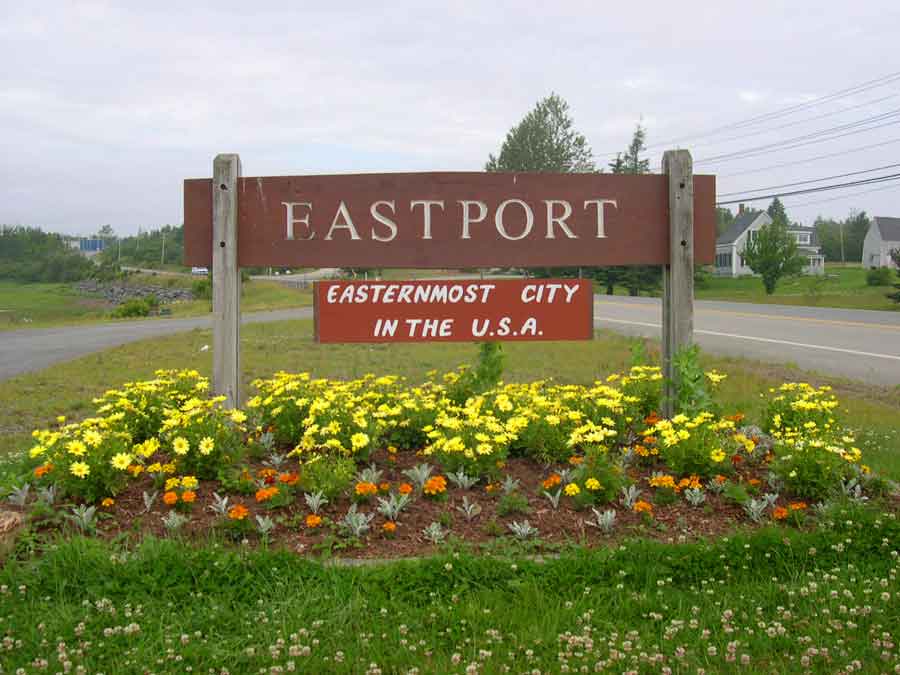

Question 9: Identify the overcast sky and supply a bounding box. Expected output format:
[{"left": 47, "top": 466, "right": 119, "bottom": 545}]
[{"left": 2, "top": 1, "right": 899, "bottom": 236}]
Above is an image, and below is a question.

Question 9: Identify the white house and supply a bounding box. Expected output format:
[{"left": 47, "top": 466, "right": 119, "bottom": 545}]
[
  {"left": 714, "top": 207, "right": 825, "bottom": 277},
  {"left": 861, "top": 216, "right": 900, "bottom": 269}
]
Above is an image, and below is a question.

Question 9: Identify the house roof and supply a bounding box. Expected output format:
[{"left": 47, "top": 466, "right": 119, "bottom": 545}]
[
  {"left": 874, "top": 216, "right": 900, "bottom": 242},
  {"left": 717, "top": 210, "right": 769, "bottom": 245}
]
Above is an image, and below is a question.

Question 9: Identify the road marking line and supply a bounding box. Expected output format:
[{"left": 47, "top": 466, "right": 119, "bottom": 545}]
[
  {"left": 595, "top": 318, "right": 900, "bottom": 362},
  {"left": 595, "top": 300, "right": 900, "bottom": 331}
]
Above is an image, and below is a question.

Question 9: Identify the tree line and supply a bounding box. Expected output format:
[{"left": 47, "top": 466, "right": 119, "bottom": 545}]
[{"left": 0, "top": 226, "right": 96, "bottom": 283}]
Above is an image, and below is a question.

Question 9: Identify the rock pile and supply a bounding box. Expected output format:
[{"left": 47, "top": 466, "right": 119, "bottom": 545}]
[{"left": 74, "top": 280, "right": 194, "bottom": 305}]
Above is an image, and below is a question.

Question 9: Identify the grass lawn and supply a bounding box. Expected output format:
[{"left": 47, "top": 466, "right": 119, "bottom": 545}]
[
  {"left": 1, "top": 503, "right": 898, "bottom": 673},
  {"left": 696, "top": 263, "right": 899, "bottom": 311},
  {"left": 2, "top": 321, "right": 898, "bottom": 481},
  {"left": 0, "top": 277, "right": 311, "bottom": 331}
]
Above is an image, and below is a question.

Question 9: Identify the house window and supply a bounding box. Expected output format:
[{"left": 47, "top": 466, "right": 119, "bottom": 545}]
[
  {"left": 796, "top": 232, "right": 810, "bottom": 245},
  {"left": 748, "top": 230, "right": 757, "bottom": 243}
]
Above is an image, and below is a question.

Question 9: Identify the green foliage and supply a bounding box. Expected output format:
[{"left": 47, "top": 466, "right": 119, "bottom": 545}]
[
  {"left": 0, "top": 226, "right": 96, "bottom": 283},
  {"left": 866, "top": 266, "right": 893, "bottom": 286},
  {"left": 298, "top": 455, "right": 355, "bottom": 499},
  {"left": 110, "top": 296, "right": 159, "bottom": 318},
  {"left": 715, "top": 207, "right": 734, "bottom": 235},
  {"left": 671, "top": 344, "right": 716, "bottom": 417},
  {"left": 814, "top": 211, "right": 871, "bottom": 262},
  {"left": 771, "top": 443, "right": 853, "bottom": 501},
  {"left": 571, "top": 447, "right": 624, "bottom": 505},
  {"left": 742, "top": 221, "right": 807, "bottom": 294},
  {"left": 608, "top": 122, "right": 650, "bottom": 174},
  {"left": 447, "top": 342, "right": 505, "bottom": 404},
  {"left": 99, "top": 224, "right": 183, "bottom": 269},
  {"left": 766, "top": 197, "right": 789, "bottom": 228},
  {"left": 723, "top": 482, "right": 749, "bottom": 505},
  {"left": 192, "top": 277, "right": 212, "bottom": 300},
  {"left": 485, "top": 93, "right": 595, "bottom": 173},
  {"left": 496, "top": 492, "right": 531, "bottom": 516},
  {"left": 887, "top": 249, "right": 900, "bottom": 304}
]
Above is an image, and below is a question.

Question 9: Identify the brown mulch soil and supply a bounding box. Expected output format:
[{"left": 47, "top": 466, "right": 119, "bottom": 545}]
[{"left": 14, "top": 448, "right": 852, "bottom": 560}]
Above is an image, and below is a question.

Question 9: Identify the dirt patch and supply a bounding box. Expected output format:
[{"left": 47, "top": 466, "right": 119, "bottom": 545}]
[{"left": 16, "top": 449, "right": 864, "bottom": 560}]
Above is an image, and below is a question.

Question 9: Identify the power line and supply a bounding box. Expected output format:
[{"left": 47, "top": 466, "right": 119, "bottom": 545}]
[
  {"left": 695, "top": 109, "right": 900, "bottom": 165},
  {"left": 716, "top": 172, "right": 900, "bottom": 205},
  {"left": 612, "top": 69, "right": 900, "bottom": 156},
  {"left": 679, "top": 92, "right": 900, "bottom": 151},
  {"left": 717, "top": 162, "right": 900, "bottom": 197},
  {"left": 718, "top": 137, "right": 900, "bottom": 178},
  {"left": 783, "top": 182, "right": 900, "bottom": 209}
]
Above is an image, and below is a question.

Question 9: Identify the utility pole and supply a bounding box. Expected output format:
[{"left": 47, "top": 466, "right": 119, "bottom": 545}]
[{"left": 839, "top": 220, "right": 845, "bottom": 263}]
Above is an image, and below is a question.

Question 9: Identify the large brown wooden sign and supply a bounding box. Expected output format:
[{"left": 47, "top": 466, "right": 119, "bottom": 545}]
[
  {"left": 188, "top": 150, "right": 703, "bottom": 416},
  {"left": 314, "top": 279, "right": 593, "bottom": 343},
  {"left": 184, "top": 171, "right": 716, "bottom": 268}
]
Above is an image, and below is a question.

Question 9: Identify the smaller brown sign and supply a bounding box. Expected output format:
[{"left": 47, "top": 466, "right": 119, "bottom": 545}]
[{"left": 314, "top": 279, "right": 593, "bottom": 343}]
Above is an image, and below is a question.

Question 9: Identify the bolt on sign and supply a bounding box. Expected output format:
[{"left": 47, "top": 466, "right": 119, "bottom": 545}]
[
  {"left": 314, "top": 279, "right": 593, "bottom": 343},
  {"left": 184, "top": 151, "right": 713, "bottom": 414}
]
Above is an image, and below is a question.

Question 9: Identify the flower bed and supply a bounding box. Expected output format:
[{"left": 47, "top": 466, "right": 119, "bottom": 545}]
[{"left": 7, "top": 366, "right": 896, "bottom": 556}]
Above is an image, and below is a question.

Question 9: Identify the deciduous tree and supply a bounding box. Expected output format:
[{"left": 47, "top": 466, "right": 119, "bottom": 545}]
[{"left": 742, "top": 221, "right": 806, "bottom": 294}]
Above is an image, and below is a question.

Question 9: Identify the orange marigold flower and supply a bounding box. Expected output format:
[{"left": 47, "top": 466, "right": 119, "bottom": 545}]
[
  {"left": 423, "top": 475, "right": 447, "bottom": 496},
  {"left": 727, "top": 413, "right": 746, "bottom": 423},
  {"left": 181, "top": 490, "right": 197, "bottom": 503},
  {"left": 643, "top": 436, "right": 657, "bottom": 445},
  {"left": 378, "top": 481, "right": 391, "bottom": 493},
  {"left": 34, "top": 463, "right": 53, "bottom": 478},
  {"left": 649, "top": 475, "right": 676, "bottom": 489},
  {"left": 789, "top": 501, "right": 808, "bottom": 511},
  {"left": 258, "top": 468, "right": 277, "bottom": 479},
  {"left": 127, "top": 464, "right": 144, "bottom": 477},
  {"left": 714, "top": 474, "right": 728, "bottom": 484},
  {"left": 644, "top": 412, "right": 661, "bottom": 425},
  {"left": 731, "top": 454, "right": 744, "bottom": 465},
  {"left": 568, "top": 455, "right": 584, "bottom": 466},
  {"left": 278, "top": 472, "right": 299, "bottom": 485},
  {"left": 398, "top": 482, "right": 413, "bottom": 495},
  {"left": 542, "top": 473, "right": 562, "bottom": 490},
  {"left": 228, "top": 504, "right": 249, "bottom": 520},
  {"left": 255, "top": 486, "right": 280, "bottom": 503},
  {"left": 163, "top": 491, "right": 178, "bottom": 505},
  {"left": 101, "top": 497, "right": 115, "bottom": 507},
  {"left": 382, "top": 521, "right": 397, "bottom": 533},
  {"left": 634, "top": 445, "right": 650, "bottom": 457},
  {"left": 355, "top": 481, "right": 378, "bottom": 496},
  {"left": 748, "top": 478, "right": 761, "bottom": 487},
  {"left": 773, "top": 506, "right": 788, "bottom": 520},
  {"left": 305, "top": 514, "right": 322, "bottom": 528},
  {"left": 633, "top": 500, "right": 653, "bottom": 515}
]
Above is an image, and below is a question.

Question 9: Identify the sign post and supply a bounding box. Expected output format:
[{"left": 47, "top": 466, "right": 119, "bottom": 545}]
[
  {"left": 212, "top": 153, "right": 241, "bottom": 408},
  {"left": 661, "top": 150, "right": 694, "bottom": 417}
]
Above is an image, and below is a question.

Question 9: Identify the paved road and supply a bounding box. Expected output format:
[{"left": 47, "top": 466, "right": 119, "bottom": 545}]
[
  {"left": 0, "top": 308, "right": 313, "bottom": 382},
  {"left": 1, "top": 297, "right": 898, "bottom": 385},
  {"left": 595, "top": 296, "right": 900, "bottom": 386}
]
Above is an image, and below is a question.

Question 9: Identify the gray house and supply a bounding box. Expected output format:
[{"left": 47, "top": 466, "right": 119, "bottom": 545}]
[
  {"left": 862, "top": 216, "right": 900, "bottom": 269},
  {"left": 715, "top": 207, "right": 824, "bottom": 277}
]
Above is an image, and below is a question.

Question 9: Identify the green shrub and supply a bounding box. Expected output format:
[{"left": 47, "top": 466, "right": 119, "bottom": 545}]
[
  {"left": 866, "top": 266, "right": 893, "bottom": 286},
  {"left": 111, "top": 298, "right": 152, "bottom": 318},
  {"left": 298, "top": 455, "right": 355, "bottom": 499}
]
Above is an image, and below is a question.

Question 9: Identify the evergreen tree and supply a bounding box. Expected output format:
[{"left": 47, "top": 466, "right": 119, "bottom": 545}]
[
  {"left": 602, "top": 123, "right": 660, "bottom": 296},
  {"left": 485, "top": 94, "right": 595, "bottom": 173},
  {"left": 766, "top": 197, "right": 789, "bottom": 228}
]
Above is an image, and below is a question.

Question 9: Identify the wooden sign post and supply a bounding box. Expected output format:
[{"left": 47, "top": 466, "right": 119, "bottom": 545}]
[
  {"left": 187, "top": 154, "right": 711, "bottom": 413},
  {"left": 212, "top": 154, "right": 241, "bottom": 408},
  {"left": 661, "top": 150, "right": 694, "bottom": 417}
]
